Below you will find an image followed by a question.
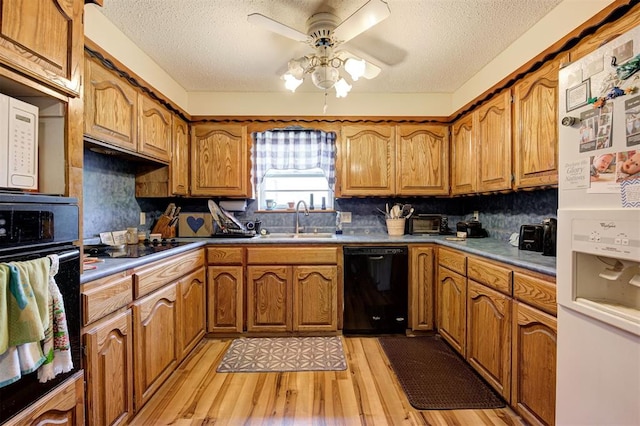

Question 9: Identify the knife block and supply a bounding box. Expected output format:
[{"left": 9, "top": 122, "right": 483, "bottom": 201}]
[{"left": 151, "top": 214, "right": 176, "bottom": 238}]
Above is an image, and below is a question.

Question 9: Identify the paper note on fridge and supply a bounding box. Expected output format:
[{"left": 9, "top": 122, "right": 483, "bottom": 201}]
[
  {"left": 621, "top": 177, "right": 640, "bottom": 207},
  {"left": 561, "top": 158, "right": 590, "bottom": 190}
]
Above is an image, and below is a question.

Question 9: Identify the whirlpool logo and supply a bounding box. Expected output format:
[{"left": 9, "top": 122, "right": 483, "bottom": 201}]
[{"left": 599, "top": 221, "right": 616, "bottom": 230}]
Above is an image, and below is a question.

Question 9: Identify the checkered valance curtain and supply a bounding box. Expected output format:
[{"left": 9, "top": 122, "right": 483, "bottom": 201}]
[{"left": 251, "top": 129, "right": 337, "bottom": 188}]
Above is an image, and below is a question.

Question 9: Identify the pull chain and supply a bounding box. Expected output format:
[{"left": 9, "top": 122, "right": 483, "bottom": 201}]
[{"left": 323, "top": 91, "right": 328, "bottom": 114}]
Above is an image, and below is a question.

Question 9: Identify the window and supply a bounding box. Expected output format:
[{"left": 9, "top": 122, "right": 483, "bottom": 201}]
[
  {"left": 251, "top": 128, "right": 336, "bottom": 210},
  {"left": 260, "top": 168, "right": 333, "bottom": 210}
]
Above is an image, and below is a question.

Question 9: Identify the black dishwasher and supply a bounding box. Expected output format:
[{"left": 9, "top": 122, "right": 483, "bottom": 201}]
[{"left": 343, "top": 246, "right": 408, "bottom": 334}]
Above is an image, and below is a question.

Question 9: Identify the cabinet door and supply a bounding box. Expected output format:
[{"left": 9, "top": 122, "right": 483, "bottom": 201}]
[
  {"left": 177, "top": 267, "right": 206, "bottom": 360},
  {"left": 451, "top": 113, "right": 477, "bottom": 195},
  {"left": 171, "top": 115, "right": 190, "bottom": 195},
  {"left": 84, "top": 310, "right": 134, "bottom": 426},
  {"left": 132, "top": 283, "right": 178, "bottom": 411},
  {"left": 207, "top": 266, "right": 244, "bottom": 333},
  {"left": 138, "top": 92, "right": 172, "bottom": 162},
  {"left": 513, "top": 55, "right": 568, "bottom": 189},
  {"left": 293, "top": 265, "right": 338, "bottom": 332},
  {"left": 0, "top": 0, "right": 83, "bottom": 96},
  {"left": 3, "top": 372, "right": 85, "bottom": 426},
  {"left": 246, "top": 266, "right": 291, "bottom": 332},
  {"left": 477, "top": 90, "right": 512, "bottom": 193},
  {"left": 396, "top": 124, "right": 449, "bottom": 196},
  {"left": 512, "top": 301, "right": 557, "bottom": 426},
  {"left": 436, "top": 265, "right": 467, "bottom": 354},
  {"left": 190, "top": 124, "right": 249, "bottom": 197},
  {"left": 339, "top": 125, "right": 395, "bottom": 196},
  {"left": 410, "top": 246, "right": 435, "bottom": 330},
  {"left": 84, "top": 55, "right": 138, "bottom": 151},
  {"left": 466, "top": 281, "right": 512, "bottom": 401}
]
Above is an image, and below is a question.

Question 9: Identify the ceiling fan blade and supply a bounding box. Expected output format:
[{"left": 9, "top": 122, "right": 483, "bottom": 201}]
[
  {"left": 333, "top": 0, "right": 390, "bottom": 43},
  {"left": 247, "top": 13, "right": 308, "bottom": 42},
  {"left": 339, "top": 50, "right": 381, "bottom": 79}
]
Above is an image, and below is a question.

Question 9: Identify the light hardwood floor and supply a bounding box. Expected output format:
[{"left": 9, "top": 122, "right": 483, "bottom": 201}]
[{"left": 130, "top": 337, "right": 525, "bottom": 425}]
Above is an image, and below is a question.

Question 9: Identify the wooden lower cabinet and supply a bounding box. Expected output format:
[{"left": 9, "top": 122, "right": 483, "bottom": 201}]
[
  {"left": 436, "top": 265, "right": 467, "bottom": 354},
  {"left": 84, "top": 310, "right": 134, "bottom": 426},
  {"left": 3, "top": 371, "right": 84, "bottom": 426},
  {"left": 466, "top": 281, "right": 511, "bottom": 401},
  {"left": 177, "top": 267, "right": 206, "bottom": 360},
  {"left": 410, "top": 246, "right": 435, "bottom": 330},
  {"left": 293, "top": 265, "right": 338, "bottom": 331},
  {"left": 512, "top": 301, "right": 557, "bottom": 426},
  {"left": 132, "top": 283, "right": 178, "bottom": 411},
  {"left": 207, "top": 265, "right": 244, "bottom": 333},
  {"left": 246, "top": 266, "right": 292, "bottom": 332}
]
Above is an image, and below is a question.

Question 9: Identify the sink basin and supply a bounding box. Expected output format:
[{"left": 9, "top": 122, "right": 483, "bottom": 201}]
[{"left": 263, "top": 233, "right": 335, "bottom": 239}]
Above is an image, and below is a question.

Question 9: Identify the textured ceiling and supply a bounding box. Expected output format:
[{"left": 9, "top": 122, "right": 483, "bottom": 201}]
[{"left": 97, "top": 0, "right": 563, "bottom": 94}]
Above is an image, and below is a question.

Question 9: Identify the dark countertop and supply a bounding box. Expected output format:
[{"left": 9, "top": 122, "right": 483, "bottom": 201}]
[{"left": 80, "top": 233, "right": 556, "bottom": 283}]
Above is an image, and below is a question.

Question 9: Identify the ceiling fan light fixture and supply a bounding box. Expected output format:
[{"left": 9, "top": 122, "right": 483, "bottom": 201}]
[
  {"left": 344, "top": 57, "right": 366, "bottom": 81},
  {"left": 334, "top": 77, "right": 352, "bottom": 98},
  {"left": 311, "top": 65, "right": 339, "bottom": 90},
  {"left": 283, "top": 73, "right": 304, "bottom": 92}
]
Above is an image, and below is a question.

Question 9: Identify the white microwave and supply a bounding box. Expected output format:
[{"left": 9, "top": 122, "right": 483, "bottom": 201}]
[{"left": 0, "top": 93, "right": 39, "bottom": 190}]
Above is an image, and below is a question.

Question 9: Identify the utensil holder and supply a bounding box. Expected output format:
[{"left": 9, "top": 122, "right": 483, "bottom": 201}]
[{"left": 386, "top": 218, "right": 406, "bottom": 236}]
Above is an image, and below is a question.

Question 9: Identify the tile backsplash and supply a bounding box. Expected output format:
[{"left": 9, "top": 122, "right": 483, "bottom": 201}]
[{"left": 83, "top": 150, "right": 557, "bottom": 241}]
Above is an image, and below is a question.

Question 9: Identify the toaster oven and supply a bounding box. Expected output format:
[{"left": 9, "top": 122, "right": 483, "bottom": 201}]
[{"left": 408, "top": 214, "right": 446, "bottom": 234}]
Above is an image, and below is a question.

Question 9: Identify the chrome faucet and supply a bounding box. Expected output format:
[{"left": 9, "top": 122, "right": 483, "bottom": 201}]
[{"left": 295, "top": 200, "right": 310, "bottom": 234}]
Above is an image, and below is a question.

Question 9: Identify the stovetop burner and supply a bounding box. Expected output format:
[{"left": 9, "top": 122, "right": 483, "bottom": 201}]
[{"left": 87, "top": 239, "right": 192, "bottom": 258}]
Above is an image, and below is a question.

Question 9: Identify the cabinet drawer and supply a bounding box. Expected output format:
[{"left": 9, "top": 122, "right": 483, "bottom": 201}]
[
  {"left": 513, "top": 272, "right": 557, "bottom": 316},
  {"left": 206, "top": 246, "right": 244, "bottom": 265},
  {"left": 134, "top": 249, "right": 204, "bottom": 298},
  {"left": 468, "top": 257, "right": 512, "bottom": 295},
  {"left": 247, "top": 247, "right": 338, "bottom": 265},
  {"left": 82, "top": 272, "right": 133, "bottom": 326},
  {"left": 438, "top": 248, "right": 466, "bottom": 275}
]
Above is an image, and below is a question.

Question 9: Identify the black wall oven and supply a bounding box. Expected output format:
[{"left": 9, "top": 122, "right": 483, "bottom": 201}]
[{"left": 0, "top": 192, "right": 80, "bottom": 424}]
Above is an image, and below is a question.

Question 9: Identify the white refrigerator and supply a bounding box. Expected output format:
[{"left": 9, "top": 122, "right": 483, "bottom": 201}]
[{"left": 557, "top": 24, "right": 640, "bottom": 425}]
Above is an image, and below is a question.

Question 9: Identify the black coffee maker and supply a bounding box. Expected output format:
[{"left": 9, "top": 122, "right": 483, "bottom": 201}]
[{"left": 542, "top": 218, "right": 557, "bottom": 256}]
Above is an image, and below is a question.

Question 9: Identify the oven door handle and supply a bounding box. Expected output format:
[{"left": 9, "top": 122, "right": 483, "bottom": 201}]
[{"left": 57, "top": 248, "right": 80, "bottom": 262}]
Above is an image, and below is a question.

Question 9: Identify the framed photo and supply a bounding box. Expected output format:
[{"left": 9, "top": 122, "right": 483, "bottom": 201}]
[{"left": 566, "top": 80, "right": 590, "bottom": 112}]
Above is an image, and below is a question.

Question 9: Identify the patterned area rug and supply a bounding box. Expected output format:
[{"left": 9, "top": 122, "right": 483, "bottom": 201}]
[
  {"left": 216, "top": 336, "right": 347, "bottom": 373},
  {"left": 379, "top": 336, "right": 505, "bottom": 410}
]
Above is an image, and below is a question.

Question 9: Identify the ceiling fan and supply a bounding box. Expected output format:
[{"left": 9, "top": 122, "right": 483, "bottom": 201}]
[{"left": 248, "top": 0, "right": 390, "bottom": 99}]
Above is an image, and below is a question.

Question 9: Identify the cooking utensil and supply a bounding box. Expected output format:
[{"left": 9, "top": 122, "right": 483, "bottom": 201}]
[{"left": 405, "top": 207, "right": 414, "bottom": 219}]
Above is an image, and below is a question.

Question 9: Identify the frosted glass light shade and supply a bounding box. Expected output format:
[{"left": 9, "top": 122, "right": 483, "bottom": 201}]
[
  {"left": 283, "top": 73, "right": 303, "bottom": 92},
  {"left": 311, "top": 65, "right": 339, "bottom": 90},
  {"left": 334, "top": 78, "right": 352, "bottom": 98},
  {"left": 344, "top": 58, "right": 366, "bottom": 81}
]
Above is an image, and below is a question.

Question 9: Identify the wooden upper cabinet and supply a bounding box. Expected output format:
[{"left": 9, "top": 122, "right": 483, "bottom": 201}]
[
  {"left": 513, "top": 54, "right": 568, "bottom": 189},
  {"left": 339, "top": 125, "right": 395, "bottom": 196},
  {"left": 138, "top": 93, "right": 172, "bottom": 162},
  {"left": 84, "top": 54, "right": 138, "bottom": 151},
  {"left": 0, "top": 0, "right": 83, "bottom": 96},
  {"left": 451, "top": 113, "right": 477, "bottom": 195},
  {"left": 476, "top": 90, "right": 513, "bottom": 193},
  {"left": 191, "top": 123, "right": 250, "bottom": 197},
  {"left": 396, "top": 124, "right": 449, "bottom": 196},
  {"left": 171, "top": 115, "right": 190, "bottom": 195}
]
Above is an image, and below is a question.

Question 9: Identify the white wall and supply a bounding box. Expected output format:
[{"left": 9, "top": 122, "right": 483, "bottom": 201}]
[{"left": 84, "top": 0, "right": 616, "bottom": 117}]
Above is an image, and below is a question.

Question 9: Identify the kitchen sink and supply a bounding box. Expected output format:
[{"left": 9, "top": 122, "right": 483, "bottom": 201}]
[{"left": 262, "top": 233, "right": 335, "bottom": 239}]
